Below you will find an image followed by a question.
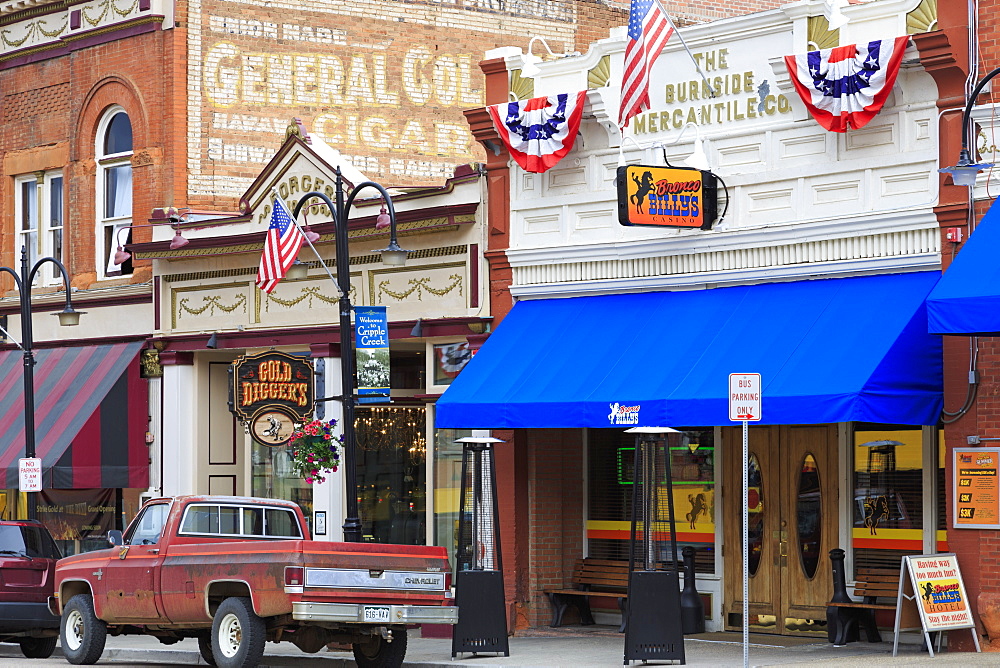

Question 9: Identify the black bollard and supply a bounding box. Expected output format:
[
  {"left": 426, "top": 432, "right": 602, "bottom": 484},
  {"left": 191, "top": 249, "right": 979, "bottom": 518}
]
[
  {"left": 826, "top": 548, "right": 858, "bottom": 645},
  {"left": 680, "top": 546, "right": 705, "bottom": 634}
]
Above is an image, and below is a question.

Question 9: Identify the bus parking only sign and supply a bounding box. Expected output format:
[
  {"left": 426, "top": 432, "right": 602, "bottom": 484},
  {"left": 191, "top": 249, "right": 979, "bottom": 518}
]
[{"left": 729, "top": 373, "right": 761, "bottom": 422}]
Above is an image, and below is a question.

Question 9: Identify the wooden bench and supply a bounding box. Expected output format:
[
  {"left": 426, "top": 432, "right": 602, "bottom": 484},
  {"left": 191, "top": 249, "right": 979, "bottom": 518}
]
[
  {"left": 826, "top": 548, "right": 899, "bottom": 645},
  {"left": 543, "top": 558, "right": 630, "bottom": 629}
]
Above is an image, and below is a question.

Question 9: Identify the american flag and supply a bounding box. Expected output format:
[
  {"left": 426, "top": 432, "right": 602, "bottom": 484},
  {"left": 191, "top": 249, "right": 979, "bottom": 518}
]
[
  {"left": 620, "top": 0, "right": 674, "bottom": 128},
  {"left": 255, "top": 197, "right": 305, "bottom": 293}
]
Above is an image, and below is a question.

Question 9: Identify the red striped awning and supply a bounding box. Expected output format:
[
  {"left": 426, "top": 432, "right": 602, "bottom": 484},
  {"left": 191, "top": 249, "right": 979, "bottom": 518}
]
[{"left": 0, "top": 342, "right": 147, "bottom": 489}]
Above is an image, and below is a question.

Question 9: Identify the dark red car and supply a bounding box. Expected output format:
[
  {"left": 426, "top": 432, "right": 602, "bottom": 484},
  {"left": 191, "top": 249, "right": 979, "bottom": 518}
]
[{"left": 0, "top": 519, "right": 62, "bottom": 659}]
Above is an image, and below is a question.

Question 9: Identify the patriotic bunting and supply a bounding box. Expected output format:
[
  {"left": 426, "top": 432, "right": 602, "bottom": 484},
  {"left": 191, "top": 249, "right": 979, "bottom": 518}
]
[
  {"left": 784, "top": 36, "right": 908, "bottom": 133},
  {"left": 487, "top": 91, "right": 587, "bottom": 173}
]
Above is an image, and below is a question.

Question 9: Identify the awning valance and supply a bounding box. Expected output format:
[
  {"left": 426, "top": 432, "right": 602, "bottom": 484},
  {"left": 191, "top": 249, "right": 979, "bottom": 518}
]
[
  {"left": 927, "top": 199, "right": 1000, "bottom": 335},
  {"left": 436, "top": 272, "right": 943, "bottom": 429},
  {"left": 0, "top": 342, "right": 148, "bottom": 489}
]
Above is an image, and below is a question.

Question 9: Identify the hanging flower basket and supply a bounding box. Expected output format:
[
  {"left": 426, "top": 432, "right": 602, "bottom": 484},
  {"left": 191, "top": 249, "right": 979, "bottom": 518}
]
[{"left": 289, "top": 419, "right": 343, "bottom": 484}]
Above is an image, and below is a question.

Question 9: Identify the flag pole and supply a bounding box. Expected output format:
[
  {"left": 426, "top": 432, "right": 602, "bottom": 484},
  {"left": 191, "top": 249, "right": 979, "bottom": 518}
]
[
  {"left": 271, "top": 191, "right": 344, "bottom": 298},
  {"left": 656, "top": 0, "right": 716, "bottom": 99}
]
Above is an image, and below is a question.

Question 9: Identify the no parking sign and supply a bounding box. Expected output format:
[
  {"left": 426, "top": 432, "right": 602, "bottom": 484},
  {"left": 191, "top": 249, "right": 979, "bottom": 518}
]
[{"left": 19, "top": 457, "right": 41, "bottom": 492}]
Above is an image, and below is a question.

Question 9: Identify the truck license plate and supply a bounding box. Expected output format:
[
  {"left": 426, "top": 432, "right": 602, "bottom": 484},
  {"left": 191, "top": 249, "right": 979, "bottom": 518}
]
[{"left": 363, "top": 606, "right": 391, "bottom": 622}]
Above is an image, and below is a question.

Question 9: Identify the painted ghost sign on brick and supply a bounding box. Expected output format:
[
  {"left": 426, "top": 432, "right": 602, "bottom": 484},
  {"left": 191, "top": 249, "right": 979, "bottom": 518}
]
[{"left": 190, "top": 0, "right": 586, "bottom": 197}]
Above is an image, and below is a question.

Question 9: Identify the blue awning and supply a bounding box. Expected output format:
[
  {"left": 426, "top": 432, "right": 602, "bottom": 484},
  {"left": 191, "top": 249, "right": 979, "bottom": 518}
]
[
  {"left": 436, "top": 272, "right": 943, "bottom": 428},
  {"left": 927, "top": 198, "right": 1000, "bottom": 335}
]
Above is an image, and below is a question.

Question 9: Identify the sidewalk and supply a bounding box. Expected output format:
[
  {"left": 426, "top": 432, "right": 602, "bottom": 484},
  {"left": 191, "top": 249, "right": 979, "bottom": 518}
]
[{"left": 1, "top": 627, "right": 995, "bottom": 667}]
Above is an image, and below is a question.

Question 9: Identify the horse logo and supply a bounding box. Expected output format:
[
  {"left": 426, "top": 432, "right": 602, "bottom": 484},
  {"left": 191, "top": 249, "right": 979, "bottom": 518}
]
[
  {"left": 921, "top": 581, "right": 934, "bottom": 602},
  {"left": 630, "top": 170, "right": 656, "bottom": 215},
  {"left": 863, "top": 495, "right": 890, "bottom": 535}
]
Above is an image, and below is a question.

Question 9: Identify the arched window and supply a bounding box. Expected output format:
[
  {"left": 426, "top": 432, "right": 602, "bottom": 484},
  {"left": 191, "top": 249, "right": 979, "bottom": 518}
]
[{"left": 97, "top": 107, "right": 133, "bottom": 277}]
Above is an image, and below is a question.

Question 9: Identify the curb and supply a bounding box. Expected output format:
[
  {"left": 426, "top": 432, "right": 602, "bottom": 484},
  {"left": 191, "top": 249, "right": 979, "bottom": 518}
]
[{"left": 0, "top": 642, "right": 465, "bottom": 667}]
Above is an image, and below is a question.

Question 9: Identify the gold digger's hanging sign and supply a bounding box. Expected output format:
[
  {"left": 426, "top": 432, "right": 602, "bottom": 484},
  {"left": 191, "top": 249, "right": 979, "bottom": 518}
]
[{"left": 229, "top": 351, "right": 314, "bottom": 446}]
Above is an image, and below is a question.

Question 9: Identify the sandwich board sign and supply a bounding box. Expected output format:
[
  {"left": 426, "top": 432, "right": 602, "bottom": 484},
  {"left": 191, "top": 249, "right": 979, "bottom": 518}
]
[{"left": 893, "top": 553, "right": 980, "bottom": 657}]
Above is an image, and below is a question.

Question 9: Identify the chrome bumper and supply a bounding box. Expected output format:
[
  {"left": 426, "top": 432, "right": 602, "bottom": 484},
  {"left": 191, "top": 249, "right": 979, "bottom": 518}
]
[{"left": 292, "top": 601, "right": 458, "bottom": 625}]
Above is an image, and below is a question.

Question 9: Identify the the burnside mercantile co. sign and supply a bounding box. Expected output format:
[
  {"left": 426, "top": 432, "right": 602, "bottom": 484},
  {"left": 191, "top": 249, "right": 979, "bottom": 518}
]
[{"left": 229, "top": 351, "right": 315, "bottom": 446}]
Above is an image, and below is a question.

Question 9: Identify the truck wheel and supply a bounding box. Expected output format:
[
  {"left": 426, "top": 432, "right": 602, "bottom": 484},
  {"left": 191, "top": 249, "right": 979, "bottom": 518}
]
[
  {"left": 19, "top": 636, "right": 57, "bottom": 659},
  {"left": 211, "top": 597, "right": 265, "bottom": 668},
  {"left": 61, "top": 595, "right": 107, "bottom": 665},
  {"left": 352, "top": 627, "right": 408, "bottom": 668},
  {"left": 198, "top": 634, "right": 218, "bottom": 666}
]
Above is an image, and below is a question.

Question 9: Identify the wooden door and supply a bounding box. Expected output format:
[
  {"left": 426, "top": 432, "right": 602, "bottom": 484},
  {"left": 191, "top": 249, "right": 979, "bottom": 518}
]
[{"left": 723, "top": 425, "right": 838, "bottom": 635}]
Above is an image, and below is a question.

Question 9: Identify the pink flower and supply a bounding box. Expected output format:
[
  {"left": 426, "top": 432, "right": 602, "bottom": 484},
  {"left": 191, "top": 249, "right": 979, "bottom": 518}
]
[
  {"left": 305, "top": 477, "right": 313, "bottom": 484},
  {"left": 307, "top": 455, "right": 314, "bottom": 463},
  {"left": 311, "top": 469, "right": 318, "bottom": 476}
]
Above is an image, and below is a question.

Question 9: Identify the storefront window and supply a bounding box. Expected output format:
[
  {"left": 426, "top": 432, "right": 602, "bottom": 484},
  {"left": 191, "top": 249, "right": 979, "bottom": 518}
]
[
  {"left": 588, "top": 428, "right": 716, "bottom": 574},
  {"left": 20, "top": 488, "right": 141, "bottom": 557},
  {"left": 251, "top": 440, "right": 313, "bottom": 534},
  {"left": 852, "top": 424, "right": 923, "bottom": 574},
  {"left": 432, "top": 427, "right": 471, "bottom": 565},
  {"left": 355, "top": 406, "right": 426, "bottom": 544}
]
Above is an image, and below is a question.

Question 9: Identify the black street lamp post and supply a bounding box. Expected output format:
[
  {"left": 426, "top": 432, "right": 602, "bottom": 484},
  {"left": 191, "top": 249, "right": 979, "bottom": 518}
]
[
  {"left": 0, "top": 248, "right": 83, "bottom": 520},
  {"left": 287, "top": 168, "right": 408, "bottom": 543}
]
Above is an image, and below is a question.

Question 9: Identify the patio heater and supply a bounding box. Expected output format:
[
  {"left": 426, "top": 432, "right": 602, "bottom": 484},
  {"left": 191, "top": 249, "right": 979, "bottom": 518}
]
[
  {"left": 623, "top": 427, "right": 685, "bottom": 665},
  {"left": 451, "top": 436, "right": 509, "bottom": 658}
]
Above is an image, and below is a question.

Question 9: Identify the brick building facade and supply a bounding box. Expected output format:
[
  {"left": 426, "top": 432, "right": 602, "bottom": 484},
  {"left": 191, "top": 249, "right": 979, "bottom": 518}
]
[{"left": 927, "top": 0, "right": 1000, "bottom": 651}]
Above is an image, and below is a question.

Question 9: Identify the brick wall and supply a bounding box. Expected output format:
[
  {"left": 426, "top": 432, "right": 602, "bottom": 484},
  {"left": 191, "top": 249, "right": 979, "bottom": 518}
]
[
  {"left": 932, "top": 0, "right": 1000, "bottom": 650},
  {"left": 0, "top": 28, "right": 183, "bottom": 290},
  {"left": 522, "top": 428, "right": 585, "bottom": 628}
]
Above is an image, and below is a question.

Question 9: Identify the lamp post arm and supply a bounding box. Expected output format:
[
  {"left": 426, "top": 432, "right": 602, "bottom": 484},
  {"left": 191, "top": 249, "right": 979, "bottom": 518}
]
[
  {"left": 0, "top": 266, "right": 25, "bottom": 351},
  {"left": 26, "top": 257, "right": 75, "bottom": 311},
  {"left": 287, "top": 192, "right": 343, "bottom": 297},
  {"left": 960, "top": 66, "right": 1000, "bottom": 155},
  {"left": 344, "top": 182, "right": 400, "bottom": 246},
  {"left": 0, "top": 266, "right": 24, "bottom": 294}
]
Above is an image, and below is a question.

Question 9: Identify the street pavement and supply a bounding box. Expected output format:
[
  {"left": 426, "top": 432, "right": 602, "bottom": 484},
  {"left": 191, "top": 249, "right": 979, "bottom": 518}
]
[{"left": 0, "top": 627, "right": 997, "bottom": 667}]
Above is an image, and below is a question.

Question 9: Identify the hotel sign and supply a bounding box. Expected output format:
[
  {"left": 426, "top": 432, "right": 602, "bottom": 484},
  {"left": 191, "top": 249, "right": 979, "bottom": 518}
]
[
  {"left": 902, "top": 554, "right": 974, "bottom": 633},
  {"left": 617, "top": 165, "right": 717, "bottom": 230},
  {"left": 229, "top": 351, "right": 315, "bottom": 446}
]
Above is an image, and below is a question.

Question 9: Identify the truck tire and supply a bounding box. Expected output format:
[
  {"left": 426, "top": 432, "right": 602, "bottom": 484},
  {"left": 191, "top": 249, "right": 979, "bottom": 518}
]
[
  {"left": 60, "top": 595, "right": 107, "bottom": 665},
  {"left": 198, "top": 634, "right": 218, "bottom": 666},
  {"left": 19, "top": 636, "right": 57, "bottom": 659},
  {"left": 352, "top": 627, "right": 408, "bottom": 668},
  {"left": 211, "top": 597, "right": 265, "bottom": 668}
]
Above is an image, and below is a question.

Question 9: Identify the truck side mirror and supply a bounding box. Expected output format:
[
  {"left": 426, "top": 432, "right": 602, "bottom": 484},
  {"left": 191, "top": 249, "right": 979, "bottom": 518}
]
[{"left": 107, "top": 530, "right": 123, "bottom": 547}]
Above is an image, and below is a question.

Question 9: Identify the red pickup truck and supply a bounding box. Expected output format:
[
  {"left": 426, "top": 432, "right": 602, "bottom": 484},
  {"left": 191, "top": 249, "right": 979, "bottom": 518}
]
[{"left": 52, "top": 495, "right": 457, "bottom": 668}]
